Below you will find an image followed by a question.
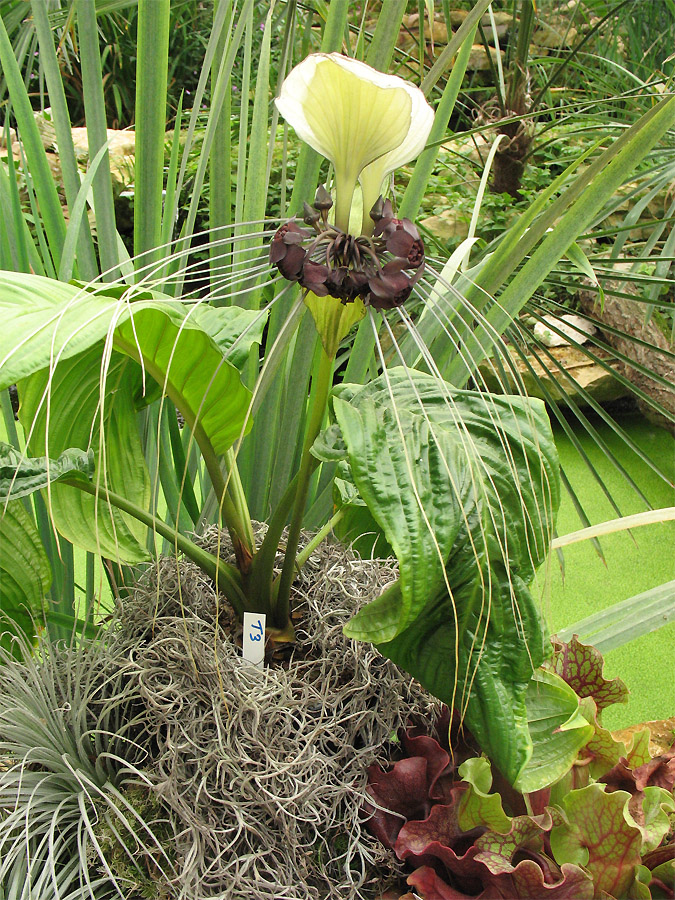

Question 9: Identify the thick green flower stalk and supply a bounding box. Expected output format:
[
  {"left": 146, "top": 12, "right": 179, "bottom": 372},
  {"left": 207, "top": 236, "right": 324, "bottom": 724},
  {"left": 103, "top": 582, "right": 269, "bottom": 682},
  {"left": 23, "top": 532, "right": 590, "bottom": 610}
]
[{"left": 265, "top": 53, "right": 434, "bottom": 624}]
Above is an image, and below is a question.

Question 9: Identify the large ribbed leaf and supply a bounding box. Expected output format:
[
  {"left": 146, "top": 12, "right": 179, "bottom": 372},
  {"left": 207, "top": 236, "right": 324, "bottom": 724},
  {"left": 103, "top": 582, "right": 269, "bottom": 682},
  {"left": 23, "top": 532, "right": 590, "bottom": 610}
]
[
  {"left": 333, "top": 368, "right": 559, "bottom": 784},
  {"left": 0, "top": 274, "right": 162, "bottom": 388},
  {"left": 113, "top": 306, "right": 252, "bottom": 455},
  {"left": 0, "top": 442, "right": 94, "bottom": 500},
  {"left": 19, "top": 347, "right": 152, "bottom": 563},
  {"left": 188, "top": 304, "right": 268, "bottom": 371},
  {"left": 0, "top": 499, "right": 50, "bottom": 653},
  {"left": 0, "top": 273, "right": 254, "bottom": 455}
]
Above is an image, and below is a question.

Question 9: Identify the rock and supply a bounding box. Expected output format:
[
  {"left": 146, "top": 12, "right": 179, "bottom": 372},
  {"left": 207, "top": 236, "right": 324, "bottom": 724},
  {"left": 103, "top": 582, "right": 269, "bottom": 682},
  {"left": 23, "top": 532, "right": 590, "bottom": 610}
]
[
  {"left": 70, "top": 127, "right": 136, "bottom": 161},
  {"left": 29, "top": 111, "right": 135, "bottom": 191},
  {"left": 533, "top": 314, "right": 597, "bottom": 347},
  {"left": 33, "top": 110, "right": 56, "bottom": 150},
  {"left": 0, "top": 127, "right": 16, "bottom": 148},
  {"left": 467, "top": 43, "right": 504, "bottom": 71},
  {"left": 399, "top": 13, "right": 448, "bottom": 47},
  {"left": 420, "top": 210, "right": 470, "bottom": 242},
  {"left": 578, "top": 280, "right": 675, "bottom": 432},
  {"left": 483, "top": 11, "right": 512, "bottom": 27},
  {"left": 478, "top": 343, "right": 627, "bottom": 405},
  {"left": 441, "top": 132, "right": 492, "bottom": 165},
  {"left": 532, "top": 22, "right": 578, "bottom": 49}
]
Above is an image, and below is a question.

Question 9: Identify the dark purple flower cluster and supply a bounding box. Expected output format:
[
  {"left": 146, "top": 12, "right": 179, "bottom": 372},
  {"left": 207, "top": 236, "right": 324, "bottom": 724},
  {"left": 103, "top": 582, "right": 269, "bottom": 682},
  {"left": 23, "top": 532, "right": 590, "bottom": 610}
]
[{"left": 269, "top": 191, "right": 425, "bottom": 311}]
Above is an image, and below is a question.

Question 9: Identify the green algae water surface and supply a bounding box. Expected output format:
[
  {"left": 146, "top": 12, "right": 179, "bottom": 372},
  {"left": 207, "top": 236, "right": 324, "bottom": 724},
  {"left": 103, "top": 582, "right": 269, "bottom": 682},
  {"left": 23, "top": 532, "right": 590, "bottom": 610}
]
[{"left": 539, "top": 413, "right": 675, "bottom": 730}]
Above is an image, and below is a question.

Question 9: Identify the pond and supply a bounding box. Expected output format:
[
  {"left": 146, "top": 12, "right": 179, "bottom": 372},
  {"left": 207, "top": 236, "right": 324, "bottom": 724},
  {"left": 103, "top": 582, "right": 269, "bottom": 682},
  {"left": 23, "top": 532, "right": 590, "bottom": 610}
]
[{"left": 540, "top": 413, "right": 675, "bottom": 730}]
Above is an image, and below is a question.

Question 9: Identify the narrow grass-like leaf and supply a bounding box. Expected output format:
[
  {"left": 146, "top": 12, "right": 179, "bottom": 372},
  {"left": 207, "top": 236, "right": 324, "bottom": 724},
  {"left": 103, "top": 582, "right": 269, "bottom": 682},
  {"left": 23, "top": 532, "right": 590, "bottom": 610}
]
[
  {"left": 445, "top": 95, "right": 675, "bottom": 385},
  {"left": 76, "top": 0, "right": 119, "bottom": 279},
  {"left": 134, "top": 0, "right": 170, "bottom": 267},
  {"left": 30, "top": 0, "right": 98, "bottom": 281},
  {"left": 0, "top": 16, "right": 65, "bottom": 271},
  {"left": 57, "top": 140, "right": 115, "bottom": 282},
  {"left": 559, "top": 580, "right": 675, "bottom": 653}
]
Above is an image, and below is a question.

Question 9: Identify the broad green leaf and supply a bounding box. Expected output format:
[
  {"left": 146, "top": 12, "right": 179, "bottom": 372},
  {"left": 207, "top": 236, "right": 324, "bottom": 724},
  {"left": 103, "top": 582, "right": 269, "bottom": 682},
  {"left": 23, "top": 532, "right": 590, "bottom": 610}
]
[
  {"left": 334, "top": 395, "right": 471, "bottom": 640},
  {"left": 372, "top": 563, "right": 545, "bottom": 786},
  {"left": 515, "top": 669, "right": 595, "bottom": 793},
  {"left": 189, "top": 304, "right": 268, "bottom": 370},
  {"left": 337, "top": 369, "right": 559, "bottom": 585},
  {"left": 638, "top": 787, "right": 675, "bottom": 854},
  {"left": 332, "top": 471, "right": 394, "bottom": 559},
  {"left": 456, "top": 757, "right": 512, "bottom": 833},
  {"left": 0, "top": 273, "right": 254, "bottom": 456},
  {"left": 0, "top": 273, "right": 167, "bottom": 389},
  {"left": 0, "top": 442, "right": 94, "bottom": 500},
  {"left": 334, "top": 368, "right": 559, "bottom": 784},
  {"left": 311, "top": 423, "right": 347, "bottom": 463},
  {"left": 19, "top": 347, "right": 151, "bottom": 563},
  {"left": 113, "top": 305, "right": 252, "bottom": 455},
  {"left": 0, "top": 499, "right": 50, "bottom": 652}
]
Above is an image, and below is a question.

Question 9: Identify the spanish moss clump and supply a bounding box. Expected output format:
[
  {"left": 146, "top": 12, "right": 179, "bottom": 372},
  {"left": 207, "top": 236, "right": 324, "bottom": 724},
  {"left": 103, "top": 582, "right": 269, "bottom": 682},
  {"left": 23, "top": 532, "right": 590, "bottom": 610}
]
[
  {"left": 0, "top": 528, "right": 439, "bottom": 900},
  {"left": 106, "top": 530, "right": 439, "bottom": 898}
]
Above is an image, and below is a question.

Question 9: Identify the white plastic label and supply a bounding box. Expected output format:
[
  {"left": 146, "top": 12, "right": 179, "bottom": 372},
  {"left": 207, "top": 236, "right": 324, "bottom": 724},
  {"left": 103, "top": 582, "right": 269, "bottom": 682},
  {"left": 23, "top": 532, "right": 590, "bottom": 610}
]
[{"left": 242, "top": 613, "right": 266, "bottom": 668}]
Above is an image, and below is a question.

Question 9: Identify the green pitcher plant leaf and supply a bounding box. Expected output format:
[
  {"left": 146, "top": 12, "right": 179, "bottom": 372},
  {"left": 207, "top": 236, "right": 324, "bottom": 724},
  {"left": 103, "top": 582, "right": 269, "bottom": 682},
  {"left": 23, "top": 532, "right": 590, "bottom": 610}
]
[
  {"left": 550, "top": 783, "right": 675, "bottom": 898},
  {"left": 515, "top": 669, "right": 595, "bottom": 794},
  {"left": 329, "top": 367, "right": 560, "bottom": 784}
]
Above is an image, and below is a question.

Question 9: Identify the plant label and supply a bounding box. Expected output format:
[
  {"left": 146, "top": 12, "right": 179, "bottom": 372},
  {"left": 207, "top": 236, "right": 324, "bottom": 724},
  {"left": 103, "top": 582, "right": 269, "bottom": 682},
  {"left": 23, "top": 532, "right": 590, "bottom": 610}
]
[{"left": 243, "top": 613, "right": 266, "bottom": 668}]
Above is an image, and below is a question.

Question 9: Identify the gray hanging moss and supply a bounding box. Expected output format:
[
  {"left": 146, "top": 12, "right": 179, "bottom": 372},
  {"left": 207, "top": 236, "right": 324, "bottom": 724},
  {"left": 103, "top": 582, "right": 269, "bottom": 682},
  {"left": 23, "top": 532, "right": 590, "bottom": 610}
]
[{"left": 0, "top": 528, "right": 439, "bottom": 900}]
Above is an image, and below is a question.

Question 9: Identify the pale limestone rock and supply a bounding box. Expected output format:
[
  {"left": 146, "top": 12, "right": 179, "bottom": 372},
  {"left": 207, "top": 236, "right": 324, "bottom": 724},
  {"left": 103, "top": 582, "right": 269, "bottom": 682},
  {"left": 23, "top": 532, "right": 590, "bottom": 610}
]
[
  {"left": 420, "top": 210, "right": 470, "bottom": 242},
  {"left": 467, "top": 44, "right": 504, "bottom": 71},
  {"left": 478, "top": 344, "right": 626, "bottom": 404},
  {"left": 533, "top": 314, "right": 597, "bottom": 348},
  {"left": 70, "top": 127, "right": 136, "bottom": 160},
  {"left": 532, "top": 22, "right": 578, "bottom": 49},
  {"left": 0, "top": 127, "right": 16, "bottom": 148}
]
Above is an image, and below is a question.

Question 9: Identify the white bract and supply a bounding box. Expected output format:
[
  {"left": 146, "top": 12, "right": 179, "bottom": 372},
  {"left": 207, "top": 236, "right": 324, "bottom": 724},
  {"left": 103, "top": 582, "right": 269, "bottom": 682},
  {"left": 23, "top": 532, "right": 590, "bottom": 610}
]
[{"left": 276, "top": 53, "right": 434, "bottom": 233}]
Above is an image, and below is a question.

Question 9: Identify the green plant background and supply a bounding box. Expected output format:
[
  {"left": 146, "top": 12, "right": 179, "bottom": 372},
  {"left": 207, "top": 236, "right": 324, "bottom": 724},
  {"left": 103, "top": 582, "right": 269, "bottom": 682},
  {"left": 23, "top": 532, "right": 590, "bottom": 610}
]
[{"left": 540, "top": 417, "right": 675, "bottom": 730}]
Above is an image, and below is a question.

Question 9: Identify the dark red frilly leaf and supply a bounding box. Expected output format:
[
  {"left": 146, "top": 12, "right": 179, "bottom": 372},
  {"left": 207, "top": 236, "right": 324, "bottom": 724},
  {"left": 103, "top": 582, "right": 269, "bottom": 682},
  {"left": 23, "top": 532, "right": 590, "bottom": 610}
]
[
  {"left": 401, "top": 732, "right": 454, "bottom": 803},
  {"left": 365, "top": 757, "right": 436, "bottom": 848},
  {"left": 407, "top": 866, "right": 478, "bottom": 899},
  {"left": 633, "top": 750, "right": 675, "bottom": 793}
]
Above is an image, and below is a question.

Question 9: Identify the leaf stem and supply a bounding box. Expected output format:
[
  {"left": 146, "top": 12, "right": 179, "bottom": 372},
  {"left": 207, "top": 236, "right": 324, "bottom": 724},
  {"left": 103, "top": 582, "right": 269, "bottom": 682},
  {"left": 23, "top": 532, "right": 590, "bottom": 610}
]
[
  {"left": 198, "top": 433, "right": 254, "bottom": 572},
  {"left": 66, "top": 477, "right": 247, "bottom": 616},
  {"left": 293, "top": 507, "right": 346, "bottom": 571},
  {"left": 273, "top": 347, "right": 334, "bottom": 627}
]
